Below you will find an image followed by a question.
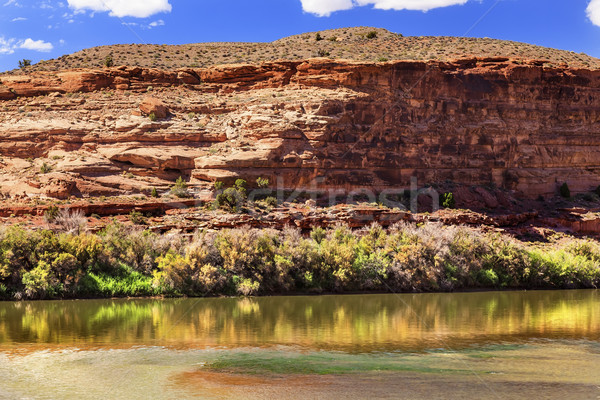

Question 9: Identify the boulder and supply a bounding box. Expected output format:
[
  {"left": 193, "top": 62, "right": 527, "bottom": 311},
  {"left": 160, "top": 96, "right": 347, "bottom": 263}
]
[{"left": 139, "top": 96, "right": 169, "bottom": 119}]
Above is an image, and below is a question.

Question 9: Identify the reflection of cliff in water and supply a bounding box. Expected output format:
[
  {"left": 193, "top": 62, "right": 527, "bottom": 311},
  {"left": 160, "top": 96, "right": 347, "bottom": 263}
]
[{"left": 0, "top": 290, "right": 598, "bottom": 351}]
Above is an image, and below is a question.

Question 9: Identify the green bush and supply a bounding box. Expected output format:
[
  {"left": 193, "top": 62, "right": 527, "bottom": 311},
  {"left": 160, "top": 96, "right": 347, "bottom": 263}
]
[
  {"left": 171, "top": 176, "right": 191, "bottom": 198},
  {"left": 264, "top": 196, "right": 278, "bottom": 207},
  {"left": 256, "top": 177, "right": 269, "bottom": 188},
  {"left": 40, "top": 162, "right": 52, "bottom": 174},
  {"left": 214, "top": 180, "right": 247, "bottom": 212},
  {"left": 44, "top": 206, "right": 60, "bottom": 223},
  {"left": 214, "top": 181, "right": 225, "bottom": 191},
  {"left": 441, "top": 192, "right": 456, "bottom": 209},
  {"left": 315, "top": 32, "right": 323, "bottom": 41},
  {"left": 22, "top": 262, "right": 59, "bottom": 299},
  {"left": 366, "top": 31, "right": 377, "bottom": 39},
  {"left": 0, "top": 222, "right": 598, "bottom": 300},
  {"left": 104, "top": 55, "right": 114, "bottom": 68},
  {"left": 129, "top": 210, "right": 146, "bottom": 225},
  {"left": 150, "top": 187, "right": 159, "bottom": 198}
]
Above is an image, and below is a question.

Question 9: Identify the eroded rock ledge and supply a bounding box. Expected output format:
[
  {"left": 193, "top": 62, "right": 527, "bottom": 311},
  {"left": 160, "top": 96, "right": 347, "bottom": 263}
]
[{"left": 1, "top": 57, "right": 600, "bottom": 201}]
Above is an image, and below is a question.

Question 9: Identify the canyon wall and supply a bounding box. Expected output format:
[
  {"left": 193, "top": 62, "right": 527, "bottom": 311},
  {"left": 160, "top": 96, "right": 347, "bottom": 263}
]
[{"left": 1, "top": 58, "right": 600, "bottom": 199}]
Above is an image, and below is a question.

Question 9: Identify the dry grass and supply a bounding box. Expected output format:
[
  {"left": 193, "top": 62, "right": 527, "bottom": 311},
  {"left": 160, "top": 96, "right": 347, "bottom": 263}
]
[{"left": 8, "top": 27, "right": 600, "bottom": 74}]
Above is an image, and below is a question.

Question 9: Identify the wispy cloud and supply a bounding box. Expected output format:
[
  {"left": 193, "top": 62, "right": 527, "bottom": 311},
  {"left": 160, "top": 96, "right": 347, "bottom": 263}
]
[
  {"left": 0, "top": 37, "right": 16, "bottom": 54},
  {"left": 11, "top": 16, "right": 26, "bottom": 21},
  {"left": 148, "top": 19, "right": 164, "bottom": 28},
  {"left": 588, "top": 0, "right": 600, "bottom": 27},
  {"left": 67, "top": 0, "right": 172, "bottom": 18},
  {"left": 300, "top": 0, "right": 469, "bottom": 16}
]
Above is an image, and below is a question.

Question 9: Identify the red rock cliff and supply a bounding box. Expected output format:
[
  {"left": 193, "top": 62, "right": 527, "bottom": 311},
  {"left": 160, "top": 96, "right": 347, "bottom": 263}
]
[{"left": 1, "top": 57, "right": 599, "bottom": 199}]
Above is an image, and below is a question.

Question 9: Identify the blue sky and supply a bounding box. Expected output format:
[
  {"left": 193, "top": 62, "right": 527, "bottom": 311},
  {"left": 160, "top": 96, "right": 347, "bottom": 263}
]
[{"left": 1, "top": 0, "right": 599, "bottom": 72}]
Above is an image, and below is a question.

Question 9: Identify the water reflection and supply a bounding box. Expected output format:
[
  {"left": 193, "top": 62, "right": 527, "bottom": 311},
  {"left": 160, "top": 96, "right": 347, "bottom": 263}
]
[{"left": 0, "top": 290, "right": 598, "bottom": 352}]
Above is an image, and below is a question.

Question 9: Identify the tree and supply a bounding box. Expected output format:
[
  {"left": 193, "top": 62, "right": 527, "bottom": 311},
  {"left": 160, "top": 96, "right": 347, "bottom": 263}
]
[{"left": 18, "top": 59, "right": 31, "bottom": 69}]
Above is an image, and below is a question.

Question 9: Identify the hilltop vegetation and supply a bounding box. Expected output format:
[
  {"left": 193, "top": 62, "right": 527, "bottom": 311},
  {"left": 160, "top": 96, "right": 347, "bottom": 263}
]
[{"left": 10, "top": 27, "right": 600, "bottom": 73}]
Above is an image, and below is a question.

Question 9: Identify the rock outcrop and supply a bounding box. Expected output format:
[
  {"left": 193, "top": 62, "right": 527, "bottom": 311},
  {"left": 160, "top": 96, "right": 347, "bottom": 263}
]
[{"left": 1, "top": 57, "right": 600, "bottom": 201}]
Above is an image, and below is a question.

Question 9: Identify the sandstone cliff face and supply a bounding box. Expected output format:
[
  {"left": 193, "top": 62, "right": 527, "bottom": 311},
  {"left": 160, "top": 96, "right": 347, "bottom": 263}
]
[{"left": 1, "top": 58, "right": 599, "bottom": 200}]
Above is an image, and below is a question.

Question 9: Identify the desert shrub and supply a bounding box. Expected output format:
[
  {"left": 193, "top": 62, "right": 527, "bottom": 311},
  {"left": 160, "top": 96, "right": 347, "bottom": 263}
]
[
  {"left": 352, "top": 225, "right": 390, "bottom": 289},
  {"left": 366, "top": 31, "right": 377, "bottom": 39},
  {"left": 152, "top": 252, "right": 196, "bottom": 294},
  {"left": 80, "top": 268, "right": 154, "bottom": 298},
  {"left": 234, "top": 277, "right": 260, "bottom": 296},
  {"left": 40, "top": 162, "right": 52, "bottom": 174},
  {"left": 129, "top": 210, "right": 146, "bottom": 225},
  {"left": 0, "top": 283, "right": 8, "bottom": 299},
  {"left": 315, "top": 32, "right": 323, "bottom": 41},
  {"left": 214, "top": 181, "right": 225, "bottom": 191},
  {"left": 256, "top": 177, "right": 269, "bottom": 188},
  {"left": 565, "top": 239, "right": 600, "bottom": 261},
  {"left": 310, "top": 226, "right": 326, "bottom": 245},
  {"left": 0, "top": 226, "right": 40, "bottom": 285},
  {"left": 43, "top": 205, "right": 60, "bottom": 223},
  {"left": 316, "top": 49, "right": 330, "bottom": 57},
  {"left": 99, "top": 223, "right": 179, "bottom": 274},
  {"left": 54, "top": 209, "right": 87, "bottom": 235},
  {"left": 216, "top": 188, "right": 244, "bottom": 211},
  {"left": 441, "top": 192, "right": 455, "bottom": 209},
  {"left": 215, "top": 180, "right": 247, "bottom": 212},
  {"left": 476, "top": 269, "right": 499, "bottom": 286},
  {"left": 264, "top": 196, "right": 278, "bottom": 207},
  {"left": 318, "top": 225, "right": 358, "bottom": 290},
  {"left": 171, "top": 176, "right": 191, "bottom": 198},
  {"left": 22, "top": 262, "right": 60, "bottom": 299},
  {"left": 560, "top": 182, "right": 571, "bottom": 198},
  {"left": 150, "top": 187, "right": 159, "bottom": 198},
  {"left": 0, "top": 221, "right": 599, "bottom": 300},
  {"left": 527, "top": 246, "right": 600, "bottom": 289},
  {"left": 104, "top": 54, "right": 114, "bottom": 68},
  {"left": 149, "top": 112, "right": 157, "bottom": 121}
]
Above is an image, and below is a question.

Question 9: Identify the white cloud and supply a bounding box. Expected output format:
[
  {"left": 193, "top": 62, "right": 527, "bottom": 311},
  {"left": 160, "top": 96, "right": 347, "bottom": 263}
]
[
  {"left": 588, "top": 0, "right": 600, "bottom": 26},
  {"left": 0, "top": 37, "right": 16, "bottom": 54},
  {"left": 67, "top": 0, "right": 172, "bottom": 18},
  {"left": 19, "top": 38, "right": 53, "bottom": 52},
  {"left": 300, "top": 0, "right": 469, "bottom": 16},
  {"left": 11, "top": 16, "right": 26, "bottom": 21},
  {"left": 148, "top": 19, "right": 164, "bottom": 27},
  {"left": 300, "top": 0, "right": 353, "bottom": 16}
]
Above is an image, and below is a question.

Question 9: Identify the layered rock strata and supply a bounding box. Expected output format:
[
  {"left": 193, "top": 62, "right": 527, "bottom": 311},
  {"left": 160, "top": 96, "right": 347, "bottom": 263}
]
[{"left": 1, "top": 58, "right": 600, "bottom": 200}]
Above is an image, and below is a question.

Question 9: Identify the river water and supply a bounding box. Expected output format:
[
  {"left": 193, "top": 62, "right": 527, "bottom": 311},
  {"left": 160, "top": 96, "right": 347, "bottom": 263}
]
[{"left": 0, "top": 290, "right": 598, "bottom": 399}]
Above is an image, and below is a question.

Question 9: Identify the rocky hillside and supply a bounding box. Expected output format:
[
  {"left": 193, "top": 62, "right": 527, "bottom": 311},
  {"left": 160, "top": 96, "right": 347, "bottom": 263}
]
[
  {"left": 2, "top": 55, "right": 600, "bottom": 207},
  {"left": 5, "top": 27, "right": 600, "bottom": 73}
]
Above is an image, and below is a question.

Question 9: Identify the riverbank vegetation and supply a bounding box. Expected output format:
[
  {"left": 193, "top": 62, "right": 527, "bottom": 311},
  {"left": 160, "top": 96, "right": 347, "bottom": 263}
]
[{"left": 0, "top": 222, "right": 599, "bottom": 300}]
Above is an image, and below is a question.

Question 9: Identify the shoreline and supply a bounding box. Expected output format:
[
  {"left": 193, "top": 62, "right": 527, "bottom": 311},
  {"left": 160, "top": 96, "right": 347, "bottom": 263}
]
[{"left": 2, "top": 286, "right": 598, "bottom": 303}]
